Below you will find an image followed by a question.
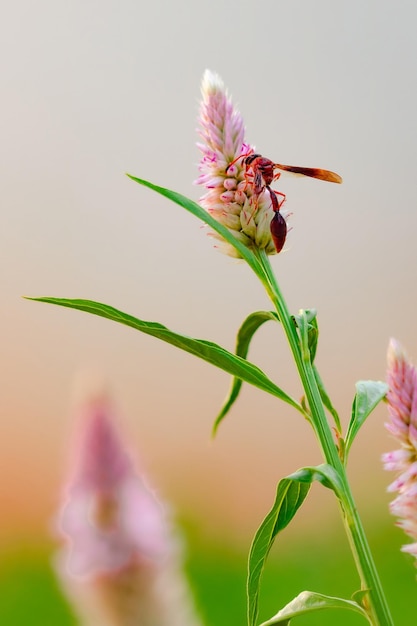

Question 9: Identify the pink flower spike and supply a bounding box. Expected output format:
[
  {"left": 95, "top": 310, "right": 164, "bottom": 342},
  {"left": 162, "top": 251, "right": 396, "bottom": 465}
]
[
  {"left": 55, "top": 395, "right": 202, "bottom": 626},
  {"left": 383, "top": 338, "right": 417, "bottom": 566},
  {"left": 196, "top": 69, "right": 288, "bottom": 257}
]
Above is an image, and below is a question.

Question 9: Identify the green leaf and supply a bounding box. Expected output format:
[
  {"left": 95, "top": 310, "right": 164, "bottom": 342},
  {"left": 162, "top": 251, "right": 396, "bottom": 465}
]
[
  {"left": 247, "top": 464, "right": 342, "bottom": 626},
  {"left": 293, "top": 310, "right": 341, "bottom": 432},
  {"left": 259, "top": 591, "right": 370, "bottom": 625},
  {"left": 213, "top": 311, "right": 279, "bottom": 435},
  {"left": 247, "top": 477, "right": 310, "bottom": 626},
  {"left": 287, "top": 464, "right": 343, "bottom": 495},
  {"left": 293, "top": 309, "right": 318, "bottom": 363},
  {"left": 304, "top": 309, "right": 318, "bottom": 364},
  {"left": 27, "top": 297, "right": 303, "bottom": 413},
  {"left": 312, "top": 365, "right": 342, "bottom": 433},
  {"left": 344, "top": 380, "right": 389, "bottom": 460},
  {"left": 127, "top": 174, "right": 263, "bottom": 276}
]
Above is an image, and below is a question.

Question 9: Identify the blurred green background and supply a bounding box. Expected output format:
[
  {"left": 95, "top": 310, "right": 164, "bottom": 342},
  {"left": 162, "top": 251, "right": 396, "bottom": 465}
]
[{"left": 1, "top": 517, "right": 415, "bottom": 625}]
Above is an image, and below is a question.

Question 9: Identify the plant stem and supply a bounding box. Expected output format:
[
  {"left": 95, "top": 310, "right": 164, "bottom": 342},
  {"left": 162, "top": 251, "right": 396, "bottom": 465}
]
[{"left": 255, "top": 249, "right": 393, "bottom": 626}]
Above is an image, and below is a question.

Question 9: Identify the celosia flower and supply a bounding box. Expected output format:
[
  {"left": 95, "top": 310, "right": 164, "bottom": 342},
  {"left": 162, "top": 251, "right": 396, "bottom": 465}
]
[
  {"left": 196, "top": 69, "right": 288, "bottom": 257},
  {"left": 55, "top": 397, "right": 202, "bottom": 626},
  {"left": 383, "top": 338, "right": 417, "bottom": 560}
]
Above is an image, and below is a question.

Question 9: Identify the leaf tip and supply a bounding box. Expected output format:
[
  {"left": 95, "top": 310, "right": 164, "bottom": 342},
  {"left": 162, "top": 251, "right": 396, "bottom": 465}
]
[{"left": 211, "top": 417, "right": 221, "bottom": 439}]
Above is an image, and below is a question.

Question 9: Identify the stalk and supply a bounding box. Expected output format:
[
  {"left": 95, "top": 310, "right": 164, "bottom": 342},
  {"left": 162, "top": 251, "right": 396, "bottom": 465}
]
[{"left": 255, "top": 248, "right": 393, "bottom": 626}]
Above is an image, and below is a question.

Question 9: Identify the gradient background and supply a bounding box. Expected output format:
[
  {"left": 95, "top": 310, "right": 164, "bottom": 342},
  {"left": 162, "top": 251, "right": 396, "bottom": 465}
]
[{"left": 2, "top": 0, "right": 417, "bottom": 623}]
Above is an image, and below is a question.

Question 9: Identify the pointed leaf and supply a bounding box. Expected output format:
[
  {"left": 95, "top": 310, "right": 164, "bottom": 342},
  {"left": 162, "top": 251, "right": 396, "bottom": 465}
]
[
  {"left": 259, "top": 591, "right": 370, "bottom": 625},
  {"left": 345, "top": 380, "right": 389, "bottom": 460},
  {"left": 293, "top": 309, "right": 318, "bottom": 363},
  {"left": 248, "top": 478, "right": 310, "bottom": 626},
  {"left": 27, "top": 297, "right": 303, "bottom": 413},
  {"left": 304, "top": 309, "right": 318, "bottom": 364},
  {"left": 307, "top": 317, "right": 319, "bottom": 364},
  {"left": 247, "top": 464, "right": 342, "bottom": 626},
  {"left": 312, "top": 365, "right": 342, "bottom": 433},
  {"left": 287, "top": 464, "right": 343, "bottom": 495},
  {"left": 293, "top": 310, "right": 341, "bottom": 432},
  {"left": 213, "top": 310, "right": 279, "bottom": 434},
  {"left": 127, "top": 174, "right": 263, "bottom": 275}
]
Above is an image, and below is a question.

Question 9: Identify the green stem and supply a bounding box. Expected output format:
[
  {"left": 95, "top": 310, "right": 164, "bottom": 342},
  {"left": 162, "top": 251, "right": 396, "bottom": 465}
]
[{"left": 255, "top": 248, "right": 393, "bottom": 626}]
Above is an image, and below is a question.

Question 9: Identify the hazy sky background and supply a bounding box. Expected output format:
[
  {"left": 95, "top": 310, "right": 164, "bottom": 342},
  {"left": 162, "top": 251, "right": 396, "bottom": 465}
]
[{"left": 2, "top": 0, "right": 417, "bottom": 546}]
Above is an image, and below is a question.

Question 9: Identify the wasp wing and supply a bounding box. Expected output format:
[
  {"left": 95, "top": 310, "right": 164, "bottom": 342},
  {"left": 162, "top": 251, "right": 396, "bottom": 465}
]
[{"left": 274, "top": 164, "right": 342, "bottom": 184}]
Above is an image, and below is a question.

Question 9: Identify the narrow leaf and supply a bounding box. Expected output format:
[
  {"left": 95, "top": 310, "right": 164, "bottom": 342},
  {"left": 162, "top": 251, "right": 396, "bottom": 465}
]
[
  {"left": 293, "top": 310, "right": 341, "bottom": 432},
  {"left": 345, "top": 380, "right": 389, "bottom": 460},
  {"left": 312, "top": 365, "right": 342, "bottom": 433},
  {"left": 27, "top": 297, "right": 303, "bottom": 413},
  {"left": 259, "top": 591, "right": 370, "bottom": 625},
  {"left": 247, "top": 477, "right": 310, "bottom": 626},
  {"left": 213, "top": 310, "right": 279, "bottom": 434},
  {"left": 247, "top": 464, "right": 342, "bottom": 626},
  {"left": 287, "top": 464, "right": 343, "bottom": 495},
  {"left": 304, "top": 309, "right": 318, "bottom": 364},
  {"left": 293, "top": 309, "right": 318, "bottom": 363},
  {"left": 127, "top": 175, "right": 263, "bottom": 275}
]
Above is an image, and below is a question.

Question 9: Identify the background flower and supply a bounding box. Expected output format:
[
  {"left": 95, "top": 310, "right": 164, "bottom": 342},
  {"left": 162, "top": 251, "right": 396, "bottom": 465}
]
[
  {"left": 383, "top": 339, "right": 417, "bottom": 562},
  {"left": 55, "top": 394, "right": 202, "bottom": 626}
]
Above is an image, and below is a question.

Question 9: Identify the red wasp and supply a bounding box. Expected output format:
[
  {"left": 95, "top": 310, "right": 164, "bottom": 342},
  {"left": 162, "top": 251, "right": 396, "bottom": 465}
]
[{"left": 225, "top": 150, "right": 342, "bottom": 252}]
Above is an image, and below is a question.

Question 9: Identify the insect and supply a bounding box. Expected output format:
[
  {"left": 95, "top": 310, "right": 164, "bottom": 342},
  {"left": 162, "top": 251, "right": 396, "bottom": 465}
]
[
  {"left": 270, "top": 207, "right": 287, "bottom": 253},
  {"left": 225, "top": 150, "right": 342, "bottom": 252}
]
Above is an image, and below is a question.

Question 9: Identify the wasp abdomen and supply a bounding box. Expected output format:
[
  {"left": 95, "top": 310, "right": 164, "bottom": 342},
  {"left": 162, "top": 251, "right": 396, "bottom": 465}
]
[{"left": 270, "top": 211, "right": 287, "bottom": 253}]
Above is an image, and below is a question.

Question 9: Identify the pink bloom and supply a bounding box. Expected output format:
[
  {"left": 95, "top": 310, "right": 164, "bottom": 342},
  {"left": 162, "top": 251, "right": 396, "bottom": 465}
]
[
  {"left": 196, "top": 70, "right": 288, "bottom": 257},
  {"left": 55, "top": 396, "right": 202, "bottom": 626},
  {"left": 383, "top": 338, "right": 417, "bottom": 561}
]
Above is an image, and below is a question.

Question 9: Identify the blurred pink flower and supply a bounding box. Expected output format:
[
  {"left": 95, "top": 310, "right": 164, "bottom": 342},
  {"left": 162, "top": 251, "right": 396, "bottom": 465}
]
[
  {"left": 55, "top": 397, "right": 202, "bottom": 626},
  {"left": 196, "top": 69, "right": 287, "bottom": 257},
  {"left": 383, "top": 338, "right": 417, "bottom": 561}
]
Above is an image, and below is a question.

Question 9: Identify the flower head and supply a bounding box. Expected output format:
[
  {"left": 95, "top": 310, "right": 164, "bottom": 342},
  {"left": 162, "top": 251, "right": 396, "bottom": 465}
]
[
  {"left": 196, "top": 70, "right": 287, "bottom": 257},
  {"left": 55, "top": 395, "right": 201, "bottom": 626},
  {"left": 383, "top": 338, "right": 417, "bottom": 561}
]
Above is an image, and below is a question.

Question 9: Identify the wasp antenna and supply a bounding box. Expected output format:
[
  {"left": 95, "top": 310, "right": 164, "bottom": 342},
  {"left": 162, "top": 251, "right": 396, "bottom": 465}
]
[
  {"left": 225, "top": 154, "right": 243, "bottom": 173},
  {"left": 225, "top": 149, "right": 255, "bottom": 173}
]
